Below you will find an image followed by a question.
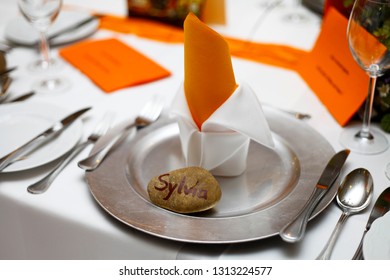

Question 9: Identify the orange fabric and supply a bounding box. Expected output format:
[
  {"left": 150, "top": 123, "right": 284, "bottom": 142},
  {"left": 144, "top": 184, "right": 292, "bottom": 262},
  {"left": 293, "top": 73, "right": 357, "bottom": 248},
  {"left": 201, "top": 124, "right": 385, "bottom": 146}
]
[
  {"left": 100, "top": 15, "right": 185, "bottom": 43},
  {"left": 184, "top": 13, "right": 237, "bottom": 129},
  {"left": 226, "top": 38, "right": 307, "bottom": 70},
  {"left": 59, "top": 38, "right": 171, "bottom": 93},
  {"left": 99, "top": 15, "right": 306, "bottom": 70},
  {"left": 296, "top": 8, "right": 368, "bottom": 126}
]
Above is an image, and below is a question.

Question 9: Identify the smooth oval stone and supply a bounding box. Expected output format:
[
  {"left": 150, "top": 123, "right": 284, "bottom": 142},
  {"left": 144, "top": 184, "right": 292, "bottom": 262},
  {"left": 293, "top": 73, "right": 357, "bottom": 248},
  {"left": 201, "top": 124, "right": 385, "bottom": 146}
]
[{"left": 147, "top": 166, "right": 222, "bottom": 213}]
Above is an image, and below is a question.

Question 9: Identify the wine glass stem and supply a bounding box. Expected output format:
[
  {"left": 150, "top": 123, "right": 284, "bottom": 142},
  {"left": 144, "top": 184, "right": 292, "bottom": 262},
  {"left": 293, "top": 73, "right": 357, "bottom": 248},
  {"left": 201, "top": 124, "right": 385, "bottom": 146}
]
[
  {"left": 357, "top": 76, "right": 377, "bottom": 140},
  {"left": 39, "top": 31, "right": 51, "bottom": 69}
]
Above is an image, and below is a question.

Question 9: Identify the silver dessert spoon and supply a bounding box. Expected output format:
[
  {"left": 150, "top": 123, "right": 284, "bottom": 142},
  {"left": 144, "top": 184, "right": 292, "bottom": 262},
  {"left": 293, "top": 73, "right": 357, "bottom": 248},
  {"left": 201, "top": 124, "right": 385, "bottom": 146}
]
[{"left": 316, "top": 168, "right": 373, "bottom": 260}]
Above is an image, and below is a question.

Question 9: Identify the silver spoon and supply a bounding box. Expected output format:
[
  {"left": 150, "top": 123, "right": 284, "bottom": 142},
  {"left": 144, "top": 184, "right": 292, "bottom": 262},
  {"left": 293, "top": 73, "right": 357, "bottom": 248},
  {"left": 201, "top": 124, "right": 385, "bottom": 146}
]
[{"left": 316, "top": 168, "right": 373, "bottom": 260}]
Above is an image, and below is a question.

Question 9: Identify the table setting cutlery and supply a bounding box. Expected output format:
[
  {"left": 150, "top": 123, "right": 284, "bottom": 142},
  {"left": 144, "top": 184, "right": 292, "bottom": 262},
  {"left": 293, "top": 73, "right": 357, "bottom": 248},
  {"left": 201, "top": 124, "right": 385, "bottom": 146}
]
[
  {"left": 3, "top": 8, "right": 100, "bottom": 51},
  {"left": 0, "top": 78, "right": 35, "bottom": 104},
  {"left": 0, "top": 106, "right": 90, "bottom": 172},
  {"left": 316, "top": 168, "right": 373, "bottom": 260},
  {"left": 281, "top": 110, "right": 310, "bottom": 120},
  {"left": 5, "top": 91, "right": 35, "bottom": 103},
  {"left": 0, "top": 66, "right": 16, "bottom": 78},
  {"left": 37, "top": 14, "right": 100, "bottom": 45},
  {"left": 279, "top": 149, "right": 350, "bottom": 243},
  {"left": 362, "top": 210, "right": 390, "bottom": 259},
  {"left": 27, "top": 112, "right": 114, "bottom": 194},
  {"left": 78, "top": 98, "right": 163, "bottom": 171},
  {"left": 264, "top": 103, "right": 311, "bottom": 120},
  {"left": 0, "top": 76, "right": 12, "bottom": 103},
  {"left": 352, "top": 186, "right": 390, "bottom": 259}
]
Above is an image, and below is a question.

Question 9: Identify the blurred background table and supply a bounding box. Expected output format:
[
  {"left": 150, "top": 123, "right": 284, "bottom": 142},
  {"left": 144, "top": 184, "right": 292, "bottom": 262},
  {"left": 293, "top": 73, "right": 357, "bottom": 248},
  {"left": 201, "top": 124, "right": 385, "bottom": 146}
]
[{"left": 0, "top": 0, "right": 389, "bottom": 260}]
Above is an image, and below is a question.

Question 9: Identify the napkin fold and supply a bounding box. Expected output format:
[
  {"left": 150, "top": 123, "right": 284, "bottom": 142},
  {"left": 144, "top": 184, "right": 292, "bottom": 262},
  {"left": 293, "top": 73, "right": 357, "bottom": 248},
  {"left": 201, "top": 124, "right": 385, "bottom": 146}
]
[
  {"left": 59, "top": 38, "right": 171, "bottom": 93},
  {"left": 171, "top": 13, "right": 274, "bottom": 177}
]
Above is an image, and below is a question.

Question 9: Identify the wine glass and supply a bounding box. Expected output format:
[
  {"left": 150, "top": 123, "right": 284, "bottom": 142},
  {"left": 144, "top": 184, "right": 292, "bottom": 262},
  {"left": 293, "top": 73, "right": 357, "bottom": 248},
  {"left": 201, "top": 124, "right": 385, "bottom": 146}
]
[
  {"left": 18, "top": 0, "right": 69, "bottom": 93},
  {"left": 339, "top": 0, "right": 390, "bottom": 154}
]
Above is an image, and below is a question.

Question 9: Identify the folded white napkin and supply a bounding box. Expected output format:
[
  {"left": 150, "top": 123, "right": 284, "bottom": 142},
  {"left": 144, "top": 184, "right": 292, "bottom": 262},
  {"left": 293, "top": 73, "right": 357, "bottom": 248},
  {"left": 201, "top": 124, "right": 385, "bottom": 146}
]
[{"left": 171, "top": 81, "right": 275, "bottom": 176}]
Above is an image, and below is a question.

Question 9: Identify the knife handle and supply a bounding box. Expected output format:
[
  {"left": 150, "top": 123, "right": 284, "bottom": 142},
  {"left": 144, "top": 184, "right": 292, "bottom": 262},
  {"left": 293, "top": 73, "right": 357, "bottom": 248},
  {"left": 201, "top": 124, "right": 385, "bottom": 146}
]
[
  {"left": 0, "top": 135, "right": 47, "bottom": 172},
  {"left": 279, "top": 187, "right": 326, "bottom": 243}
]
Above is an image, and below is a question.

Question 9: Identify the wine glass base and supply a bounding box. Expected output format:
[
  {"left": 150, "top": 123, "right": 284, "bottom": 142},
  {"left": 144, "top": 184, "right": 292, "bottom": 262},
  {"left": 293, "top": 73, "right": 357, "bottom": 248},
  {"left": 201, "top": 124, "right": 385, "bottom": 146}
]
[
  {"left": 32, "top": 77, "right": 70, "bottom": 94},
  {"left": 28, "top": 58, "right": 63, "bottom": 73},
  {"left": 340, "top": 124, "right": 389, "bottom": 155}
]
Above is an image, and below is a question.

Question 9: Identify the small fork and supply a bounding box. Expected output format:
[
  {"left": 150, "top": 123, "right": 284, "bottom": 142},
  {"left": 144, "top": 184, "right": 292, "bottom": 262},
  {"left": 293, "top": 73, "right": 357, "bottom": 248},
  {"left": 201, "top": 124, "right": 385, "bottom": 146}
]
[
  {"left": 27, "top": 112, "right": 115, "bottom": 194},
  {"left": 78, "top": 98, "right": 164, "bottom": 171}
]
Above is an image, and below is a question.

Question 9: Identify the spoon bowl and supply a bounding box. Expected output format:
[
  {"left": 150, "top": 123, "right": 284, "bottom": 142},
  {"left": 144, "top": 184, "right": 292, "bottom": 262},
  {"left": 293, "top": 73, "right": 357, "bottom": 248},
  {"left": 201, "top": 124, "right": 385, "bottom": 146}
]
[
  {"left": 336, "top": 169, "right": 373, "bottom": 213},
  {"left": 316, "top": 168, "right": 373, "bottom": 260}
]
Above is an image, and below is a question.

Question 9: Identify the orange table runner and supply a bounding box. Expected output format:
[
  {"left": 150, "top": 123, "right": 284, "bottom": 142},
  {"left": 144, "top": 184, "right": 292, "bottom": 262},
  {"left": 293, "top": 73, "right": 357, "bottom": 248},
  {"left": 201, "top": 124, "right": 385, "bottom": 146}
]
[{"left": 99, "top": 15, "right": 307, "bottom": 71}]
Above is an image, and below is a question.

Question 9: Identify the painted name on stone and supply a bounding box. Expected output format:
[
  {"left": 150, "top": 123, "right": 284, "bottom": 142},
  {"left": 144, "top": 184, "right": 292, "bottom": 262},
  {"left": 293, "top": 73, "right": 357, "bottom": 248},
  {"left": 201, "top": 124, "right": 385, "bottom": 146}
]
[{"left": 153, "top": 174, "right": 208, "bottom": 201}]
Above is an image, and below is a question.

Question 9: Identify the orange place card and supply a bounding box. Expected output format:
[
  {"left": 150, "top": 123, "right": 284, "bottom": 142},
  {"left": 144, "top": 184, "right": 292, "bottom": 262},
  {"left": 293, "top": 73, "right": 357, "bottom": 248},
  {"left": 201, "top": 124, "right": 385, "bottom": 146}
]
[
  {"left": 59, "top": 38, "right": 171, "bottom": 93},
  {"left": 297, "top": 7, "right": 368, "bottom": 126}
]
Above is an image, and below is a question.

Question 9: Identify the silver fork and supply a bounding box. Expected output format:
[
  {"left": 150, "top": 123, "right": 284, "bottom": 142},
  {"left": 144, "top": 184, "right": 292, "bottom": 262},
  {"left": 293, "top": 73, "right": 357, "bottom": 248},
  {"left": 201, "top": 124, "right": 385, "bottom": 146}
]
[
  {"left": 78, "top": 98, "right": 164, "bottom": 171},
  {"left": 27, "top": 112, "right": 115, "bottom": 194},
  {"left": 264, "top": 103, "right": 311, "bottom": 120}
]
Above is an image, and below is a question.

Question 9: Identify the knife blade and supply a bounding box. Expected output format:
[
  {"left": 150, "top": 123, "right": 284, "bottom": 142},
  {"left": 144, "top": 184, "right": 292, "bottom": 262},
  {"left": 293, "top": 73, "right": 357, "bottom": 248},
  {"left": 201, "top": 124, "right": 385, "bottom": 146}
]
[
  {"left": 279, "top": 149, "right": 350, "bottom": 243},
  {"left": 352, "top": 186, "right": 390, "bottom": 259},
  {"left": 0, "top": 66, "right": 17, "bottom": 78},
  {"left": 0, "top": 107, "right": 91, "bottom": 172},
  {"left": 3, "top": 15, "right": 100, "bottom": 50},
  {"left": 7, "top": 91, "right": 35, "bottom": 103},
  {"left": 47, "top": 15, "right": 100, "bottom": 42}
]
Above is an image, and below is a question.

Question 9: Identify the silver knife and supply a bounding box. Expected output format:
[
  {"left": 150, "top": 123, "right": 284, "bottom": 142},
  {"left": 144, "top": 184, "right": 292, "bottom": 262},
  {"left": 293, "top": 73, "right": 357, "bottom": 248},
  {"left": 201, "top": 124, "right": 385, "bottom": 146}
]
[
  {"left": 3, "top": 15, "right": 100, "bottom": 50},
  {"left": 0, "top": 107, "right": 91, "bottom": 172},
  {"left": 279, "top": 149, "right": 350, "bottom": 243},
  {"left": 47, "top": 15, "right": 100, "bottom": 42},
  {"left": 352, "top": 187, "right": 390, "bottom": 259},
  {"left": 7, "top": 91, "right": 35, "bottom": 103},
  {"left": 0, "top": 66, "right": 17, "bottom": 78}
]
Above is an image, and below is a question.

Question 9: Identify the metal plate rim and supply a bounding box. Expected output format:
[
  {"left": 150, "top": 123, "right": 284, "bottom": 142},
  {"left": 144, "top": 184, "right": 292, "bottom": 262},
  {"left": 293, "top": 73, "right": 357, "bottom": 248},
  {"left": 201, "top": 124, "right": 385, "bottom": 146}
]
[{"left": 86, "top": 107, "right": 336, "bottom": 244}]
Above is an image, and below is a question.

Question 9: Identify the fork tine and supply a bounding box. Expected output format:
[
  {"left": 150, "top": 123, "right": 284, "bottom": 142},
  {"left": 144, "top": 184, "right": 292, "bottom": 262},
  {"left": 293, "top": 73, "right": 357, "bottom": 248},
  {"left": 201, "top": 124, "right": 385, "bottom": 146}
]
[
  {"left": 78, "top": 97, "right": 164, "bottom": 171},
  {"left": 144, "top": 97, "right": 164, "bottom": 121},
  {"left": 92, "top": 111, "right": 116, "bottom": 137}
]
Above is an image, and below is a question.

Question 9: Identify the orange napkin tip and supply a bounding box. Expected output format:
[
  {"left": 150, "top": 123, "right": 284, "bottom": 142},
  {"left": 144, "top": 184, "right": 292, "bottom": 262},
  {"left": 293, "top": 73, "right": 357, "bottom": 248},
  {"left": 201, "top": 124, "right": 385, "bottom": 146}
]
[{"left": 183, "top": 13, "right": 237, "bottom": 129}]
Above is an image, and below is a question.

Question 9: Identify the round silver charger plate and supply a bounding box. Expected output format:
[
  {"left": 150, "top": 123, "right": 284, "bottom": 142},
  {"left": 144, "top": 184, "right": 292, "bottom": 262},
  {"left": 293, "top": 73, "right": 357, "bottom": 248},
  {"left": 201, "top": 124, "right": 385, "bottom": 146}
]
[{"left": 86, "top": 107, "right": 336, "bottom": 244}]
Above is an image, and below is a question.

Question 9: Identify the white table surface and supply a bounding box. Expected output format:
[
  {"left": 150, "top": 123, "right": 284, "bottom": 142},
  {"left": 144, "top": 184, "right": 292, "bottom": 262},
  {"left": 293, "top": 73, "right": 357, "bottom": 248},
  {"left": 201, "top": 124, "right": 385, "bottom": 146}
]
[{"left": 1, "top": 0, "right": 389, "bottom": 260}]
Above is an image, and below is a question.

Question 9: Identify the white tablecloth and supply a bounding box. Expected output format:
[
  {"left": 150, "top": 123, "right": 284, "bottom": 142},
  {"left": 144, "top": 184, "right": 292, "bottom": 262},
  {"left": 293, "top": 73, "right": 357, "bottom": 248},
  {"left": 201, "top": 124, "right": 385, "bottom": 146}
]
[{"left": 1, "top": 0, "right": 389, "bottom": 260}]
